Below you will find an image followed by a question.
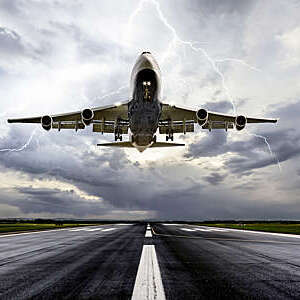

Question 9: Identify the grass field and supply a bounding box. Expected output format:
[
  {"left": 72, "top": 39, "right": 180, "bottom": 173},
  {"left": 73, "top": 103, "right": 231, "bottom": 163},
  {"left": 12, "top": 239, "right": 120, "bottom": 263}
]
[
  {"left": 204, "top": 223, "right": 300, "bottom": 235},
  {"left": 0, "top": 223, "right": 96, "bottom": 234}
]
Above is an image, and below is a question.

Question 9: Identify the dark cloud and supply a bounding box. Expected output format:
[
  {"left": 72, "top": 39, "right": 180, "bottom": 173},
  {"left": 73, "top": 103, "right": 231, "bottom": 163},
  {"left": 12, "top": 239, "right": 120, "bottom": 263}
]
[
  {"left": 9, "top": 187, "right": 112, "bottom": 217},
  {"left": 185, "top": 131, "right": 227, "bottom": 158},
  {"left": 185, "top": 100, "right": 300, "bottom": 174},
  {"left": 203, "top": 172, "right": 226, "bottom": 185}
]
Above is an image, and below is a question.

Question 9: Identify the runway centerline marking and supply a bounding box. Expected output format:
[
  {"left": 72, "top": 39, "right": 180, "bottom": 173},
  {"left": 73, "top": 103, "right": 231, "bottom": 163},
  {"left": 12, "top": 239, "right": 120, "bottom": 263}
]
[
  {"left": 145, "top": 230, "right": 152, "bottom": 237},
  {"left": 131, "top": 245, "right": 166, "bottom": 300}
]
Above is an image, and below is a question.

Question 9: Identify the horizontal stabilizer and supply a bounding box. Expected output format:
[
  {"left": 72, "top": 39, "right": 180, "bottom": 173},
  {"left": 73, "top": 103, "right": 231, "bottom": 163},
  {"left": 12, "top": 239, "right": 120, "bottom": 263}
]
[
  {"left": 97, "top": 142, "right": 134, "bottom": 148},
  {"left": 97, "top": 141, "right": 185, "bottom": 148},
  {"left": 150, "top": 142, "right": 185, "bottom": 147}
]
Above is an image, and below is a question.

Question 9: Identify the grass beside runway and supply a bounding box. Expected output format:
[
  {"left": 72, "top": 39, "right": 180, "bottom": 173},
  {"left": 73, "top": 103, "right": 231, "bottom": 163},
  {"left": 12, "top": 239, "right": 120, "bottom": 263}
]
[
  {"left": 0, "top": 223, "right": 97, "bottom": 234},
  {"left": 203, "top": 223, "right": 300, "bottom": 235}
]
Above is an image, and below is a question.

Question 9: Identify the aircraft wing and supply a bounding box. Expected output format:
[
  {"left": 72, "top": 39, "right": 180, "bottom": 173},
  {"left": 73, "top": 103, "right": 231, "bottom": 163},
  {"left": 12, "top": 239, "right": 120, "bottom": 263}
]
[
  {"left": 160, "top": 103, "right": 278, "bottom": 132},
  {"left": 7, "top": 101, "right": 129, "bottom": 133}
]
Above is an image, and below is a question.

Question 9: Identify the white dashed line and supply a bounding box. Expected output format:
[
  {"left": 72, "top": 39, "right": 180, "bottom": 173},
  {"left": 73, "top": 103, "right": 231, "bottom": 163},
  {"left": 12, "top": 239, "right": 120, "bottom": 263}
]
[
  {"left": 131, "top": 245, "right": 166, "bottom": 300},
  {"left": 145, "top": 230, "right": 152, "bottom": 237}
]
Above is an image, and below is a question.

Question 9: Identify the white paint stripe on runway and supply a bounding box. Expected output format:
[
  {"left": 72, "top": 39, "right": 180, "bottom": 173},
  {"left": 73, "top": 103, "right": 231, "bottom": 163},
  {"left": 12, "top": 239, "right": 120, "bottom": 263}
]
[
  {"left": 86, "top": 228, "right": 104, "bottom": 232},
  {"left": 102, "top": 228, "right": 117, "bottom": 232},
  {"left": 69, "top": 228, "right": 95, "bottom": 232},
  {"left": 132, "top": 245, "right": 166, "bottom": 300},
  {"left": 193, "top": 228, "right": 229, "bottom": 232},
  {"left": 162, "top": 223, "right": 180, "bottom": 226},
  {"left": 196, "top": 226, "right": 300, "bottom": 239},
  {"left": 145, "top": 230, "right": 152, "bottom": 237},
  {"left": 180, "top": 228, "right": 196, "bottom": 232},
  {"left": 0, "top": 227, "right": 77, "bottom": 238}
]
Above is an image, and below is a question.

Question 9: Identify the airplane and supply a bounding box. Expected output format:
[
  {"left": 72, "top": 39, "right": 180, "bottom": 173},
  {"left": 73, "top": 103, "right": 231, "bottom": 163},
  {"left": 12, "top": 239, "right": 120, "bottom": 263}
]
[{"left": 8, "top": 51, "right": 278, "bottom": 152}]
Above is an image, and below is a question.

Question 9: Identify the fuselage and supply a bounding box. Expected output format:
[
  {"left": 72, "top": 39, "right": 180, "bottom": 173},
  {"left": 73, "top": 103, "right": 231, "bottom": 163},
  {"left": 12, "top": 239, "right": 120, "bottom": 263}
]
[{"left": 128, "top": 52, "right": 162, "bottom": 152}]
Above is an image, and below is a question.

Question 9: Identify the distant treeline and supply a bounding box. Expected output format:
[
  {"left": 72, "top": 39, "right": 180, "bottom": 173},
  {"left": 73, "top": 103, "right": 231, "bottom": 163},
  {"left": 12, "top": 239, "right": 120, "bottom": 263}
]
[
  {"left": 0, "top": 219, "right": 299, "bottom": 224},
  {"left": 0, "top": 219, "right": 134, "bottom": 224}
]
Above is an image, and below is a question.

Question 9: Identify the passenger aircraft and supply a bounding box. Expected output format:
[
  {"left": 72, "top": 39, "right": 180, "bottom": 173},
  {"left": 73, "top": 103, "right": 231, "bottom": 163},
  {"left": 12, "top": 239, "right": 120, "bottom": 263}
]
[{"left": 8, "top": 52, "right": 278, "bottom": 152}]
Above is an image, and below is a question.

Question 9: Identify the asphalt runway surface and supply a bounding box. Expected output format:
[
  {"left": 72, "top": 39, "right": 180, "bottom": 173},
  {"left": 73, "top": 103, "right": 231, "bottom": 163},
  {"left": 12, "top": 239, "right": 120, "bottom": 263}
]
[{"left": 1, "top": 223, "right": 300, "bottom": 299}]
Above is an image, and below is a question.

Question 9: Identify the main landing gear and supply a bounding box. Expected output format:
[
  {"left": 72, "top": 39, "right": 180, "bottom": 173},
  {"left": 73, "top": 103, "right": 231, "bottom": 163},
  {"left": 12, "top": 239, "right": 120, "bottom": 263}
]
[
  {"left": 166, "top": 130, "right": 174, "bottom": 141},
  {"left": 114, "top": 128, "right": 122, "bottom": 141}
]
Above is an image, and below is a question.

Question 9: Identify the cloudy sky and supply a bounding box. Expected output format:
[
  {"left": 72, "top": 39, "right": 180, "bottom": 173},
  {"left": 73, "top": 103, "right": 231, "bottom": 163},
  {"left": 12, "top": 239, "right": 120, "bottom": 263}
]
[{"left": 0, "top": 0, "right": 300, "bottom": 220}]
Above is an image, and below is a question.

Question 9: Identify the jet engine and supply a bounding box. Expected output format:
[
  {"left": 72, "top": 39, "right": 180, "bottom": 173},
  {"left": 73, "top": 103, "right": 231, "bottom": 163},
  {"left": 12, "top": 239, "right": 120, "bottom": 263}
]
[
  {"left": 41, "top": 115, "right": 52, "bottom": 131},
  {"left": 235, "top": 115, "right": 247, "bottom": 131},
  {"left": 196, "top": 109, "right": 208, "bottom": 126},
  {"left": 81, "top": 108, "right": 94, "bottom": 126}
]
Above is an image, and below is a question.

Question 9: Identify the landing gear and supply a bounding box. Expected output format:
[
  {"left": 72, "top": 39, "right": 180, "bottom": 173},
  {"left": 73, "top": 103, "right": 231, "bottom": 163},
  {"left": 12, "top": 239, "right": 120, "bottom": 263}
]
[
  {"left": 114, "top": 119, "right": 124, "bottom": 141},
  {"left": 115, "top": 132, "right": 122, "bottom": 141},
  {"left": 152, "top": 135, "right": 157, "bottom": 143},
  {"left": 166, "top": 130, "right": 174, "bottom": 141}
]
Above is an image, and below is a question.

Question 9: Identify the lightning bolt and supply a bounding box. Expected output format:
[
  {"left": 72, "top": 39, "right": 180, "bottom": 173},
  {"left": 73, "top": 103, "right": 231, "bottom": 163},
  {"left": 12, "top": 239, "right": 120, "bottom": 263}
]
[
  {"left": 214, "top": 58, "right": 262, "bottom": 73},
  {"left": 246, "top": 131, "right": 282, "bottom": 172},
  {"left": 126, "top": 0, "right": 281, "bottom": 171},
  {"left": 0, "top": 128, "right": 37, "bottom": 153}
]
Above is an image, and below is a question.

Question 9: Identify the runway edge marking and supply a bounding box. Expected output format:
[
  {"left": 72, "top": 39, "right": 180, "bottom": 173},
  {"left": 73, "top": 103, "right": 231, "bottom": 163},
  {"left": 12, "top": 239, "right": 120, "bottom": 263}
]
[{"left": 131, "top": 244, "right": 166, "bottom": 300}]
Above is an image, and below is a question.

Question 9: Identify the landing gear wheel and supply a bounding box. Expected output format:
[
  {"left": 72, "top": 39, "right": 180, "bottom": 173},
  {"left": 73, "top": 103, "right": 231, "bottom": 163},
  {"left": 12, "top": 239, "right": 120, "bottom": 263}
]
[
  {"left": 153, "top": 135, "right": 157, "bottom": 143},
  {"left": 120, "top": 136, "right": 122, "bottom": 141},
  {"left": 166, "top": 136, "right": 169, "bottom": 141}
]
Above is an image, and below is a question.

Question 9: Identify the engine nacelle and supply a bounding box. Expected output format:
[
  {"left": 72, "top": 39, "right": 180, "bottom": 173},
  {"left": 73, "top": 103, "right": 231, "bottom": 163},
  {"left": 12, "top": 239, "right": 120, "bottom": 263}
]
[
  {"left": 41, "top": 115, "right": 52, "bottom": 131},
  {"left": 81, "top": 108, "right": 94, "bottom": 126},
  {"left": 196, "top": 109, "right": 208, "bottom": 126},
  {"left": 235, "top": 115, "right": 247, "bottom": 131}
]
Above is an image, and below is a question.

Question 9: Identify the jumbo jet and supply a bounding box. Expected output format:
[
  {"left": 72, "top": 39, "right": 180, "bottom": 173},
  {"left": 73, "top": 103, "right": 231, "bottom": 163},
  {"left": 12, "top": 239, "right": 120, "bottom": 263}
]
[{"left": 8, "top": 52, "right": 278, "bottom": 152}]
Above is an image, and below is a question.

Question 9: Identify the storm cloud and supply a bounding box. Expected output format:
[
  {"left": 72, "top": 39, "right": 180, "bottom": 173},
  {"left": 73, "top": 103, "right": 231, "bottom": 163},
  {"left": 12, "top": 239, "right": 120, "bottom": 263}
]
[{"left": 0, "top": 0, "right": 300, "bottom": 220}]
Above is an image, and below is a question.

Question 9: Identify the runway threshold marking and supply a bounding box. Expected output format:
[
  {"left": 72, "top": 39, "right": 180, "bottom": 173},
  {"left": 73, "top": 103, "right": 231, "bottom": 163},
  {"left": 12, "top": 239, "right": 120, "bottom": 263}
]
[{"left": 131, "top": 245, "right": 166, "bottom": 300}]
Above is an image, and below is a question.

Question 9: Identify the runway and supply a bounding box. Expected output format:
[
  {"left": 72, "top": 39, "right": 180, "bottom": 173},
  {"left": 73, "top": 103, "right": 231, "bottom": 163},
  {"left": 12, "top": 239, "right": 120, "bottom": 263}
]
[{"left": 1, "top": 223, "right": 300, "bottom": 299}]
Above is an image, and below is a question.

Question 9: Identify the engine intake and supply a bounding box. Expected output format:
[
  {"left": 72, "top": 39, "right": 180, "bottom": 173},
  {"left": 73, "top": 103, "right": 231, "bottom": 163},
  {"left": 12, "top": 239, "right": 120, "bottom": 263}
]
[
  {"left": 196, "top": 109, "right": 208, "bottom": 126},
  {"left": 81, "top": 108, "right": 94, "bottom": 126},
  {"left": 235, "top": 115, "right": 247, "bottom": 131},
  {"left": 41, "top": 115, "right": 52, "bottom": 131}
]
